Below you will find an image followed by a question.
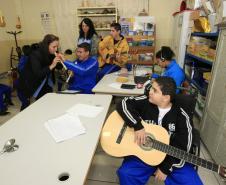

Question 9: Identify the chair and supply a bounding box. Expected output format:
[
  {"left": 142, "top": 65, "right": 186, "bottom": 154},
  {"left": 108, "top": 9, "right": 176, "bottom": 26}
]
[{"left": 174, "top": 93, "right": 200, "bottom": 170}]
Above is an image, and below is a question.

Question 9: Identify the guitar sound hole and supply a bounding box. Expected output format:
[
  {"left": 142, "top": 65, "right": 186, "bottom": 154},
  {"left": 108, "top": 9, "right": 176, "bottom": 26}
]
[{"left": 140, "top": 135, "right": 154, "bottom": 151}]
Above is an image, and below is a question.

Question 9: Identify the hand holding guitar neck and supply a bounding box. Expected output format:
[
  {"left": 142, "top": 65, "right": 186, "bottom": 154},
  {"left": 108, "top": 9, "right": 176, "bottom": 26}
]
[{"left": 54, "top": 52, "right": 67, "bottom": 70}]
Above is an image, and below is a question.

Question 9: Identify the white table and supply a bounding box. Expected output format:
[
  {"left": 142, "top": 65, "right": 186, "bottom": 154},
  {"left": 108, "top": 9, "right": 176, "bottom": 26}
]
[
  {"left": 92, "top": 72, "right": 145, "bottom": 96},
  {"left": 0, "top": 93, "right": 112, "bottom": 185}
]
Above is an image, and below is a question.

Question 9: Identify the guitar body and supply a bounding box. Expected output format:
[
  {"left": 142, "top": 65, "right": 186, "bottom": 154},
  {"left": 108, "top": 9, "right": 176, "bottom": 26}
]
[
  {"left": 101, "top": 111, "right": 170, "bottom": 166},
  {"left": 98, "top": 48, "right": 115, "bottom": 67},
  {"left": 101, "top": 111, "right": 226, "bottom": 179},
  {"left": 98, "top": 48, "right": 128, "bottom": 67}
]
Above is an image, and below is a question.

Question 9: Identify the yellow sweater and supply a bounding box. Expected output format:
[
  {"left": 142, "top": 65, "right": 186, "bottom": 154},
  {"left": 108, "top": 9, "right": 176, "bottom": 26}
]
[{"left": 98, "top": 35, "right": 129, "bottom": 67}]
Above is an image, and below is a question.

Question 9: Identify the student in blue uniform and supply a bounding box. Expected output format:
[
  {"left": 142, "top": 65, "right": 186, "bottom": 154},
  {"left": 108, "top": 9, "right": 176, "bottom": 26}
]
[
  {"left": 18, "top": 45, "right": 31, "bottom": 73},
  {"left": 0, "top": 84, "right": 13, "bottom": 115},
  {"left": 116, "top": 76, "right": 203, "bottom": 185},
  {"left": 151, "top": 46, "right": 185, "bottom": 93},
  {"left": 62, "top": 43, "right": 98, "bottom": 94}
]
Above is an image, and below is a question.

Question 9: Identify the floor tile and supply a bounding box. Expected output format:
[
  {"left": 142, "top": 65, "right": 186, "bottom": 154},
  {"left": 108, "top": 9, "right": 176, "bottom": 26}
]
[
  {"left": 85, "top": 179, "right": 119, "bottom": 185},
  {"left": 87, "top": 152, "right": 122, "bottom": 183}
]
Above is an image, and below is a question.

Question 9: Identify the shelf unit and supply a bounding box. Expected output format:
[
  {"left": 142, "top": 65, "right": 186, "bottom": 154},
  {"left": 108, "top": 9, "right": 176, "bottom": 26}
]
[
  {"left": 200, "top": 23, "right": 226, "bottom": 166},
  {"left": 185, "top": 53, "right": 213, "bottom": 65},
  {"left": 184, "top": 31, "right": 219, "bottom": 119},
  {"left": 76, "top": 6, "right": 117, "bottom": 36},
  {"left": 125, "top": 31, "right": 155, "bottom": 65}
]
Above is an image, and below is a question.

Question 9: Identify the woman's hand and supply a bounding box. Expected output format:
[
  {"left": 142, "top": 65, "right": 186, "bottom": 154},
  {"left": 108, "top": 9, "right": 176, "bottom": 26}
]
[
  {"left": 134, "top": 128, "right": 146, "bottom": 146},
  {"left": 56, "top": 53, "right": 65, "bottom": 61},
  {"left": 49, "top": 56, "right": 61, "bottom": 70}
]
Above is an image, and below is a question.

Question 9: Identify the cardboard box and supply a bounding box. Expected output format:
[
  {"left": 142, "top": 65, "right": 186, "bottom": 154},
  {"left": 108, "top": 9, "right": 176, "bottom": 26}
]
[
  {"left": 213, "top": 0, "right": 221, "bottom": 10},
  {"left": 190, "top": 10, "right": 200, "bottom": 20}
]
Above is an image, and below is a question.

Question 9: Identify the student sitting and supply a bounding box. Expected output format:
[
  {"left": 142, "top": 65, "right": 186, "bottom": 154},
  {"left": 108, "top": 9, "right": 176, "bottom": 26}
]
[
  {"left": 18, "top": 45, "right": 31, "bottom": 73},
  {"left": 150, "top": 46, "right": 185, "bottom": 93},
  {"left": 97, "top": 23, "right": 129, "bottom": 81},
  {"left": 0, "top": 84, "right": 13, "bottom": 116},
  {"left": 60, "top": 43, "right": 98, "bottom": 94},
  {"left": 77, "top": 18, "right": 99, "bottom": 57},
  {"left": 116, "top": 76, "right": 203, "bottom": 185}
]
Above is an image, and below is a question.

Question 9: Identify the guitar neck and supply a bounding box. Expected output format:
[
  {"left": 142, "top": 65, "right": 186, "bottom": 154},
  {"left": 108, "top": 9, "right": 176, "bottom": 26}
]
[{"left": 152, "top": 139, "right": 219, "bottom": 173}]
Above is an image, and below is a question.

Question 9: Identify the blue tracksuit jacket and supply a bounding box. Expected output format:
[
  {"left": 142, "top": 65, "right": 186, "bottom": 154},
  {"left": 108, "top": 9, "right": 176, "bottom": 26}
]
[
  {"left": 152, "top": 60, "right": 185, "bottom": 92},
  {"left": 64, "top": 57, "right": 98, "bottom": 94}
]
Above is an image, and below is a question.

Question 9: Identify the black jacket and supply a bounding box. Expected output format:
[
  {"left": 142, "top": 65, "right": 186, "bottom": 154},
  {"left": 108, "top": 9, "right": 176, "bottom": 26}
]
[
  {"left": 116, "top": 95, "right": 193, "bottom": 175},
  {"left": 18, "top": 46, "right": 55, "bottom": 98}
]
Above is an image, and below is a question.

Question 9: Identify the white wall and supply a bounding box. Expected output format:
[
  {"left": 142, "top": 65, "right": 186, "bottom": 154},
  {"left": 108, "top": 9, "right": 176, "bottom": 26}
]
[{"left": 0, "top": 0, "right": 182, "bottom": 73}]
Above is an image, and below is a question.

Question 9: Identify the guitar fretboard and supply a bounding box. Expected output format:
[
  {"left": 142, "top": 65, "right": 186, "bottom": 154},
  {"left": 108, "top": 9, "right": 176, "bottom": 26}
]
[{"left": 151, "top": 139, "right": 219, "bottom": 173}]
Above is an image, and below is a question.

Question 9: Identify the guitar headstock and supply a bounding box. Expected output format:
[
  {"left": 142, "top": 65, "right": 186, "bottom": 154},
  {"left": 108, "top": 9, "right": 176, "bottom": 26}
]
[{"left": 219, "top": 166, "right": 226, "bottom": 179}]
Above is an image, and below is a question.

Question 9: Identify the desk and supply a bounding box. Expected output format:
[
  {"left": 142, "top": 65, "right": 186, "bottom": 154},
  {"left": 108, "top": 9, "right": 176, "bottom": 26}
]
[
  {"left": 92, "top": 72, "right": 144, "bottom": 96},
  {"left": 0, "top": 93, "right": 112, "bottom": 185}
]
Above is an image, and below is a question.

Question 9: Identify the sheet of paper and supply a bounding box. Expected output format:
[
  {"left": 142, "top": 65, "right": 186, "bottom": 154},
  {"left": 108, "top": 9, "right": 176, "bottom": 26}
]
[
  {"left": 45, "top": 113, "right": 86, "bottom": 143},
  {"left": 66, "top": 103, "right": 104, "bottom": 118},
  {"left": 108, "top": 82, "right": 121, "bottom": 89}
]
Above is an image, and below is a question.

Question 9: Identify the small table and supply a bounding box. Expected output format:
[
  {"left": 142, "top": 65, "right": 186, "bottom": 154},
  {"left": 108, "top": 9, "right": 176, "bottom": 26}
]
[
  {"left": 0, "top": 93, "right": 112, "bottom": 185},
  {"left": 92, "top": 72, "right": 145, "bottom": 96}
]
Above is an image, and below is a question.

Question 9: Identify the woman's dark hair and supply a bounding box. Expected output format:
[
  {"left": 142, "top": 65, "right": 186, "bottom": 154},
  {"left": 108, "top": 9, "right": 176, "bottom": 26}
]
[
  {"left": 39, "top": 34, "right": 59, "bottom": 54},
  {"left": 155, "top": 77, "right": 176, "bottom": 102},
  {"left": 156, "top": 46, "right": 175, "bottom": 61},
  {"left": 79, "top": 18, "right": 97, "bottom": 39}
]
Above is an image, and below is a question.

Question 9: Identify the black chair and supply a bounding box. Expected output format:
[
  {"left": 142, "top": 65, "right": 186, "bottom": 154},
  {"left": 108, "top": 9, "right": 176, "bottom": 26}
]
[{"left": 174, "top": 93, "right": 200, "bottom": 170}]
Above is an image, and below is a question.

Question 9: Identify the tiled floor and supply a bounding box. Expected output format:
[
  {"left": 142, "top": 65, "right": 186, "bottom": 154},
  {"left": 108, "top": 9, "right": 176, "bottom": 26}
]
[{"left": 1, "top": 95, "right": 225, "bottom": 185}]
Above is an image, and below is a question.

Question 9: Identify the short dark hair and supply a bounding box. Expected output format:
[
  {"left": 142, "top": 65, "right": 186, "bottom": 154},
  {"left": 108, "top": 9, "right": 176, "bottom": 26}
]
[
  {"left": 30, "top": 43, "right": 39, "bottom": 51},
  {"left": 110, "top": 22, "right": 121, "bottom": 32},
  {"left": 77, "top": 42, "right": 91, "bottom": 53},
  {"left": 155, "top": 77, "right": 176, "bottom": 102},
  {"left": 156, "top": 46, "right": 175, "bottom": 61},
  {"left": 22, "top": 45, "right": 31, "bottom": 56},
  {"left": 64, "top": 49, "right": 72, "bottom": 55}
]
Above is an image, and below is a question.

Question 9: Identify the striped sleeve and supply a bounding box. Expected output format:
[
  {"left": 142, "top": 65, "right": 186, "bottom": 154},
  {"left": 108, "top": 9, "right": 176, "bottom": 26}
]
[
  {"left": 158, "top": 107, "right": 193, "bottom": 175},
  {"left": 116, "top": 95, "right": 147, "bottom": 131}
]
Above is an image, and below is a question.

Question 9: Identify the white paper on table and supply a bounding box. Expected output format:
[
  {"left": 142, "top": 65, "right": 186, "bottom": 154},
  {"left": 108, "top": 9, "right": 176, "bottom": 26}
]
[
  {"left": 66, "top": 103, "right": 104, "bottom": 118},
  {"left": 45, "top": 113, "right": 86, "bottom": 143},
  {"left": 108, "top": 82, "right": 121, "bottom": 89}
]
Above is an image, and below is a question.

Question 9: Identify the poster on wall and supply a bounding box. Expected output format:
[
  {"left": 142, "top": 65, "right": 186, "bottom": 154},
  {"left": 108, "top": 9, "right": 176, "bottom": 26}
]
[
  {"left": 119, "top": 17, "right": 134, "bottom": 35},
  {"left": 40, "top": 11, "right": 52, "bottom": 34},
  {"left": 133, "top": 16, "right": 155, "bottom": 32}
]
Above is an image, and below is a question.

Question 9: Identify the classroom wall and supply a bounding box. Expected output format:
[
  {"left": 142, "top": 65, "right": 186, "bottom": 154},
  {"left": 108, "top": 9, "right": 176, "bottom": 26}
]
[
  {"left": 149, "top": 0, "right": 182, "bottom": 51},
  {"left": 0, "top": 0, "right": 182, "bottom": 73}
]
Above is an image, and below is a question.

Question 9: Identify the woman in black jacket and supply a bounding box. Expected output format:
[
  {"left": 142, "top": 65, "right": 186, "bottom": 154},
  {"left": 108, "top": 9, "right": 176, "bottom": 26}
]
[{"left": 18, "top": 34, "right": 61, "bottom": 110}]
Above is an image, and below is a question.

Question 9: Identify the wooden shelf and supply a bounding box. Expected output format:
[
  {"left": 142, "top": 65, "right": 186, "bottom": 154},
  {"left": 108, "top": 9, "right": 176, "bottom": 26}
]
[
  {"left": 95, "top": 28, "right": 111, "bottom": 31},
  {"left": 128, "top": 46, "right": 155, "bottom": 54},
  {"left": 186, "top": 53, "right": 213, "bottom": 65},
  {"left": 77, "top": 6, "right": 116, "bottom": 10},
  {"left": 191, "top": 32, "right": 219, "bottom": 37},
  {"left": 77, "top": 14, "right": 116, "bottom": 17}
]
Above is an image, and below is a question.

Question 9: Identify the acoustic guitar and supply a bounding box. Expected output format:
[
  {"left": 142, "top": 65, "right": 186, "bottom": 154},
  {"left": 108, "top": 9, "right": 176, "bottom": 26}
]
[
  {"left": 101, "top": 111, "right": 226, "bottom": 179},
  {"left": 98, "top": 48, "right": 128, "bottom": 67}
]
